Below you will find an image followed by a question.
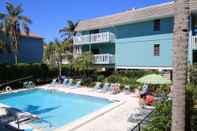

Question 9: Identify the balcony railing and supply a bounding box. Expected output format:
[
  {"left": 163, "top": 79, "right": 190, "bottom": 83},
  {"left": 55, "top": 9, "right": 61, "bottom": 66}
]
[
  {"left": 192, "top": 36, "right": 197, "bottom": 49},
  {"left": 93, "top": 54, "right": 115, "bottom": 64},
  {"left": 73, "top": 32, "right": 115, "bottom": 45}
]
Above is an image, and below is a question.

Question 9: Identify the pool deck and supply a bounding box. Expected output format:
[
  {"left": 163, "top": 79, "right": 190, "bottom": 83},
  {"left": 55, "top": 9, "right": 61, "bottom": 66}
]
[{"left": 38, "top": 85, "right": 140, "bottom": 131}]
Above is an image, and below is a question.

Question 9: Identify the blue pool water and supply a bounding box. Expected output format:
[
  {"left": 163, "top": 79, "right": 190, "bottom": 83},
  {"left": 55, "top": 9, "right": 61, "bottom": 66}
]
[{"left": 0, "top": 89, "right": 112, "bottom": 129}]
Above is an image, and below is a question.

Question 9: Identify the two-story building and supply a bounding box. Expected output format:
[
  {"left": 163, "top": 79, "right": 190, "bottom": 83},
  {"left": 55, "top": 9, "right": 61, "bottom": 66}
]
[
  {"left": 73, "top": 1, "right": 197, "bottom": 71},
  {"left": 0, "top": 32, "right": 44, "bottom": 64}
]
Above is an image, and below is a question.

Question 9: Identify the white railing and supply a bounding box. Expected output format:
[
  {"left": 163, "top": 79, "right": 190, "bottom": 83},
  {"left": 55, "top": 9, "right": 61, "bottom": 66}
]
[
  {"left": 192, "top": 36, "right": 197, "bottom": 49},
  {"left": 73, "top": 32, "right": 115, "bottom": 45},
  {"left": 93, "top": 54, "right": 115, "bottom": 64}
]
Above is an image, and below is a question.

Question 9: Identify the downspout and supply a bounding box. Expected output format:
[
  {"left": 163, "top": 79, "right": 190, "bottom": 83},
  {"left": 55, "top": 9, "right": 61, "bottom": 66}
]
[{"left": 188, "top": 15, "right": 193, "bottom": 65}]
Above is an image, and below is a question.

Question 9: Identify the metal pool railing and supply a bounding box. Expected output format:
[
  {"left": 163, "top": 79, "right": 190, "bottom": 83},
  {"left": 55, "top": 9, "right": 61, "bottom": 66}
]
[
  {"left": 130, "top": 110, "right": 154, "bottom": 131},
  {"left": 0, "top": 76, "right": 33, "bottom": 88}
]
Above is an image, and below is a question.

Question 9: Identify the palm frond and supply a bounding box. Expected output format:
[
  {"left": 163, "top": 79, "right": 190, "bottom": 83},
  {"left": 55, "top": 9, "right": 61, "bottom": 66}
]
[
  {"left": 19, "top": 16, "right": 32, "bottom": 24},
  {"left": 14, "top": 4, "right": 23, "bottom": 16},
  {"left": 6, "top": 2, "right": 15, "bottom": 15},
  {"left": 0, "top": 12, "right": 6, "bottom": 20},
  {"left": 22, "top": 21, "right": 30, "bottom": 34}
]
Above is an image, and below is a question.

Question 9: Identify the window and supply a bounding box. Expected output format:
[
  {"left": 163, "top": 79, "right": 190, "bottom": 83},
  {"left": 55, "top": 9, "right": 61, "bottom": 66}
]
[
  {"left": 154, "top": 44, "right": 160, "bottom": 56},
  {"left": 154, "top": 19, "right": 160, "bottom": 31}
]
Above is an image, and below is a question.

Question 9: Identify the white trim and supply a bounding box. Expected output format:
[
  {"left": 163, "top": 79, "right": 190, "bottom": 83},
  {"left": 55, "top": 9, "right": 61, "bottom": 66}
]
[{"left": 116, "top": 66, "right": 172, "bottom": 70}]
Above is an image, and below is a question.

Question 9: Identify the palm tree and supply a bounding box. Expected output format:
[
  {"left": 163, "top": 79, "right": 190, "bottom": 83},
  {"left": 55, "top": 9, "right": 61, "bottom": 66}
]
[
  {"left": 54, "top": 39, "right": 64, "bottom": 77},
  {"left": 72, "top": 52, "right": 93, "bottom": 78},
  {"left": 59, "top": 20, "right": 78, "bottom": 41},
  {"left": 172, "top": 0, "right": 190, "bottom": 131},
  {"left": 0, "top": 2, "right": 31, "bottom": 64},
  {"left": 43, "top": 41, "right": 57, "bottom": 67}
]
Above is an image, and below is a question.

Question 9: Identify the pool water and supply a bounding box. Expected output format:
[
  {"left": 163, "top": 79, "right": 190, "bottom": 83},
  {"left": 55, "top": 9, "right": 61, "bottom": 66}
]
[{"left": 0, "top": 89, "right": 112, "bottom": 129}]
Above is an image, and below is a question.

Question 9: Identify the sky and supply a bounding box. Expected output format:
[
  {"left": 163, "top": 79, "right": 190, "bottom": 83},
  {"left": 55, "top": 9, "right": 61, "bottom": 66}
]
[{"left": 0, "top": 0, "right": 172, "bottom": 42}]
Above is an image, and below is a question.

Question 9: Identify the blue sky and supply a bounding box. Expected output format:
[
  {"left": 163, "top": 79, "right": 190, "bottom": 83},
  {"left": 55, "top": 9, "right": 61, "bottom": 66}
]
[{"left": 0, "top": 0, "right": 172, "bottom": 42}]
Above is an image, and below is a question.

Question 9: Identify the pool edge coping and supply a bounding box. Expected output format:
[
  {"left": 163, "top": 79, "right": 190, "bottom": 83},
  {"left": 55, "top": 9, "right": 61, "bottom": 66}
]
[{"left": 55, "top": 100, "right": 125, "bottom": 131}]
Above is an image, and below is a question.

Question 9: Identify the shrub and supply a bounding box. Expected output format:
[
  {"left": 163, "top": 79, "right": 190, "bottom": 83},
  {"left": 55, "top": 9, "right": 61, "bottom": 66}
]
[
  {"left": 189, "top": 64, "right": 197, "bottom": 85},
  {"left": 96, "top": 75, "right": 105, "bottom": 82},
  {"left": 186, "top": 84, "right": 197, "bottom": 131},
  {"left": 143, "top": 100, "right": 172, "bottom": 131},
  {"left": 81, "top": 77, "right": 94, "bottom": 87},
  {"left": 0, "top": 63, "right": 55, "bottom": 81}
]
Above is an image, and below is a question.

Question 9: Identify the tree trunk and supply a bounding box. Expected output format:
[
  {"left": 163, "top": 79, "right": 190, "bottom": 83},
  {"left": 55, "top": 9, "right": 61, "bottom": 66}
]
[
  {"left": 13, "top": 31, "right": 19, "bottom": 64},
  {"left": 172, "top": 0, "right": 190, "bottom": 131},
  {"left": 14, "top": 53, "right": 18, "bottom": 64}
]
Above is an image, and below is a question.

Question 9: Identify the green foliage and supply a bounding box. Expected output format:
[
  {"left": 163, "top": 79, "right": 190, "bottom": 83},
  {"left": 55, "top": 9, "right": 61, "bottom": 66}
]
[
  {"left": 143, "top": 85, "right": 197, "bottom": 131},
  {"left": 189, "top": 64, "right": 197, "bottom": 85},
  {"left": 0, "top": 63, "right": 57, "bottom": 81},
  {"left": 59, "top": 20, "right": 78, "bottom": 41},
  {"left": 72, "top": 52, "right": 93, "bottom": 74},
  {"left": 186, "top": 84, "right": 197, "bottom": 131},
  {"left": 81, "top": 77, "right": 95, "bottom": 87},
  {"left": 0, "top": 2, "right": 31, "bottom": 64},
  {"left": 143, "top": 101, "right": 172, "bottom": 131},
  {"left": 105, "top": 70, "right": 158, "bottom": 90},
  {"left": 96, "top": 75, "right": 105, "bottom": 82}
]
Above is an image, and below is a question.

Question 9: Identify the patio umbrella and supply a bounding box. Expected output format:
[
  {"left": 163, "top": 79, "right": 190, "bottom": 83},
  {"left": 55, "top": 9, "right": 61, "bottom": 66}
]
[{"left": 137, "top": 74, "right": 172, "bottom": 85}]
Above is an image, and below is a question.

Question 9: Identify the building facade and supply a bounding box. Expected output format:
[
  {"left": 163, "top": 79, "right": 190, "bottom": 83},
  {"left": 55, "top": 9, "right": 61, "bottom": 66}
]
[
  {"left": 73, "top": 1, "right": 197, "bottom": 71},
  {"left": 0, "top": 32, "right": 44, "bottom": 64}
]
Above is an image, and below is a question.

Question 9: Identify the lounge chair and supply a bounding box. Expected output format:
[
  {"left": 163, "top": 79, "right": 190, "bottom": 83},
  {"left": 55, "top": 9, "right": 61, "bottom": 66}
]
[
  {"left": 100, "top": 83, "right": 110, "bottom": 93},
  {"left": 124, "top": 85, "right": 130, "bottom": 95},
  {"left": 51, "top": 79, "right": 57, "bottom": 85},
  {"left": 94, "top": 82, "right": 102, "bottom": 90},
  {"left": 63, "top": 78, "right": 69, "bottom": 86},
  {"left": 128, "top": 107, "right": 153, "bottom": 123},
  {"left": 0, "top": 104, "right": 38, "bottom": 131},
  {"left": 73, "top": 81, "right": 81, "bottom": 88},
  {"left": 67, "top": 79, "right": 73, "bottom": 87},
  {"left": 23, "top": 81, "right": 35, "bottom": 88}
]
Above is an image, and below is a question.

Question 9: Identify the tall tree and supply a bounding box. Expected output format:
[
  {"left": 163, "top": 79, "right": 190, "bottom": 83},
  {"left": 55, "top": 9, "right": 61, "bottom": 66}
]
[
  {"left": 172, "top": 0, "right": 190, "bottom": 131},
  {"left": 59, "top": 20, "right": 78, "bottom": 41},
  {"left": 54, "top": 39, "right": 64, "bottom": 77},
  {"left": 72, "top": 52, "right": 93, "bottom": 78},
  {"left": 0, "top": 2, "right": 31, "bottom": 64}
]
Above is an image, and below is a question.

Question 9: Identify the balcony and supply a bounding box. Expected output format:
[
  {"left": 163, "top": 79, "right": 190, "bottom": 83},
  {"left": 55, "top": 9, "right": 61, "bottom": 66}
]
[
  {"left": 73, "top": 32, "right": 115, "bottom": 45},
  {"left": 93, "top": 54, "right": 115, "bottom": 64},
  {"left": 192, "top": 36, "right": 197, "bottom": 50}
]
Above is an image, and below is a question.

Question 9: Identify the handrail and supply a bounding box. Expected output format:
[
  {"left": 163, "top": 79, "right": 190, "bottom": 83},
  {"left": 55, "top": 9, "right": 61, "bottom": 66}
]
[
  {"left": 192, "top": 35, "right": 197, "bottom": 49},
  {"left": 0, "top": 76, "right": 32, "bottom": 88},
  {"left": 73, "top": 32, "right": 115, "bottom": 45},
  {"left": 130, "top": 110, "right": 154, "bottom": 131}
]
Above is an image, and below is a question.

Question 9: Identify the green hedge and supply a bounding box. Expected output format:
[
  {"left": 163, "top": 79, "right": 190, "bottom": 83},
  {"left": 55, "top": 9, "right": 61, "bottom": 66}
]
[{"left": 0, "top": 63, "right": 57, "bottom": 81}]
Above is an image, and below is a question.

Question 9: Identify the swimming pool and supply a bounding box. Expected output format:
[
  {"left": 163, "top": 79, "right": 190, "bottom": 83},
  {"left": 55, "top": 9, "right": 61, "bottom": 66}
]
[{"left": 0, "top": 89, "right": 112, "bottom": 130}]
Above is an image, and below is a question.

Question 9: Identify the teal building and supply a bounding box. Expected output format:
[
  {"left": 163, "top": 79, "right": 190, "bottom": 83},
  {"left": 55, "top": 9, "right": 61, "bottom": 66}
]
[
  {"left": 0, "top": 32, "right": 44, "bottom": 64},
  {"left": 73, "top": 1, "right": 197, "bottom": 71}
]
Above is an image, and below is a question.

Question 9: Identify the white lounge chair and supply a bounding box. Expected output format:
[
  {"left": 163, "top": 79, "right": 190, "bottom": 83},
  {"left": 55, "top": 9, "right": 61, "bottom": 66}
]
[
  {"left": 63, "top": 78, "right": 68, "bottom": 86},
  {"left": 100, "top": 83, "right": 110, "bottom": 93},
  {"left": 73, "top": 81, "right": 81, "bottom": 88},
  {"left": 94, "top": 82, "right": 102, "bottom": 90},
  {"left": 67, "top": 79, "right": 73, "bottom": 87}
]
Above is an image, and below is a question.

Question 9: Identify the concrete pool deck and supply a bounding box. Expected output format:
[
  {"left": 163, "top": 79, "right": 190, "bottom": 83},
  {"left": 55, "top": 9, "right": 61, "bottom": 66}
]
[{"left": 38, "top": 85, "right": 140, "bottom": 131}]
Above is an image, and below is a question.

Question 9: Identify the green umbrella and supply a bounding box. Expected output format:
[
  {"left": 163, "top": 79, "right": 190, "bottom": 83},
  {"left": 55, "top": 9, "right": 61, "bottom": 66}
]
[{"left": 137, "top": 74, "right": 172, "bottom": 85}]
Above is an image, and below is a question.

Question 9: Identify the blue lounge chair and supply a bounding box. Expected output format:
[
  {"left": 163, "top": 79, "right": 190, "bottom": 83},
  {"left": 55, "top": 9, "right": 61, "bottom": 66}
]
[
  {"left": 63, "top": 78, "right": 68, "bottom": 86},
  {"left": 100, "top": 83, "right": 110, "bottom": 92},
  {"left": 94, "top": 82, "right": 102, "bottom": 90},
  {"left": 72, "top": 81, "right": 81, "bottom": 88},
  {"left": 67, "top": 79, "right": 73, "bottom": 87},
  {"left": 51, "top": 79, "right": 57, "bottom": 85}
]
